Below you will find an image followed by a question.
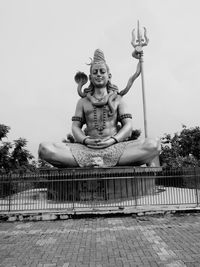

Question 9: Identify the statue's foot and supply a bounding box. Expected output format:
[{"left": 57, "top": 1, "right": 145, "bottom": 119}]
[{"left": 86, "top": 157, "right": 105, "bottom": 168}]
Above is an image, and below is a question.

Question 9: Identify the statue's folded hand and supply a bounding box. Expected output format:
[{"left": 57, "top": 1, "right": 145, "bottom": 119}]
[
  {"left": 87, "top": 137, "right": 115, "bottom": 149},
  {"left": 85, "top": 138, "right": 101, "bottom": 146}
]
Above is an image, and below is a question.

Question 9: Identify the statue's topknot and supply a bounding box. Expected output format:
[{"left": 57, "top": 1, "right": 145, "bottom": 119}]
[{"left": 92, "top": 49, "right": 106, "bottom": 64}]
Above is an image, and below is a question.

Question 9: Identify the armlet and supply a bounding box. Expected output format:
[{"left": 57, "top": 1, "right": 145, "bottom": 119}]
[
  {"left": 72, "top": 116, "right": 85, "bottom": 124},
  {"left": 118, "top": 113, "right": 132, "bottom": 121}
]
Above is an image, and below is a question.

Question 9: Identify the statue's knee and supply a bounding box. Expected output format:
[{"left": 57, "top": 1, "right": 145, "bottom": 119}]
[
  {"left": 38, "top": 142, "right": 54, "bottom": 160},
  {"left": 144, "top": 138, "right": 160, "bottom": 153}
]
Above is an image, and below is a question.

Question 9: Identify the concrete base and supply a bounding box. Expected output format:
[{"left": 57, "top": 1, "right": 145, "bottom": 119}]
[
  {"left": 1, "top": 205, "right": 200, "bottom": 222},
  {"left": 47, "top": 178, "right": 155, "bottom": 201},
  {"left": 45, "top": 166, "right": 161, "bottom": 202}
]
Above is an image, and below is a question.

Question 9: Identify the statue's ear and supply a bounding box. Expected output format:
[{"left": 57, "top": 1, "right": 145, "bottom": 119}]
[
  {"left": 89, "top": 74, "right": 91, "bottom": 81},
  {"left": 108, "top": 73, "right": 112, "bottom": 79}
]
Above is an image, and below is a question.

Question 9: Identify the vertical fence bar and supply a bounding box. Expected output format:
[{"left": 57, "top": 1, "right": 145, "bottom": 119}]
[
  {"left": 134, "top": 170, "right": 138, "bottom": 207},
  {"left": 8, "top": 173, "right": 12, "bottom": 212},
  {"left": 72, "top": 169, "right": 75, "bottom": 210},
  {"left": 194, "top": 167, "right": 199, "bottom": 206}
]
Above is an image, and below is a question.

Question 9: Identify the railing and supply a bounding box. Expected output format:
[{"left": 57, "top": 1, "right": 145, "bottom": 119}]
[{"left": 0, "top": 167, "right": 200, "bottom": 212}]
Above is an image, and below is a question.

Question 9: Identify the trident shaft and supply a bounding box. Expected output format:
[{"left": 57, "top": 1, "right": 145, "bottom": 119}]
[{"left": 131, "top": 20, "right": 149, "bottom": 138}]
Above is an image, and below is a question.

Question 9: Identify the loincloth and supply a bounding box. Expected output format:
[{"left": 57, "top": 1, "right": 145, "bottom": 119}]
[{"left": 67, "top": 142, "right": 130, "bottom": 167}]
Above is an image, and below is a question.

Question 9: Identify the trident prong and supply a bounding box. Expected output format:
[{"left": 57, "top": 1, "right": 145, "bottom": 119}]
[
  {"left": 131, "top": 20, "right": 149, "bottom": 49},
  {"left": 131, "top": 29, "right": 137, "bottom": 48},
  {"left": 143, "top": 27, "right": 149, "bottom": 47}
]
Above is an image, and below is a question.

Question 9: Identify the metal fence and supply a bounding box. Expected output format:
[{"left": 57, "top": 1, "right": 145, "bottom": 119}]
[{"left": 0, "top": 167, "right": 200, "bottom": 212}]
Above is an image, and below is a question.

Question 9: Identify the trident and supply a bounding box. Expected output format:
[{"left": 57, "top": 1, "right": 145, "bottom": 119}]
[{"left": 131, "top": 20, "right": 149, "bottom": 138}]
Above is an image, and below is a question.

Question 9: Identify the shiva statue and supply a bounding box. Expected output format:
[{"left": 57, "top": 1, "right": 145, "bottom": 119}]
[{"left": 38, "top": 49, "right": 160, "bottom": 167}]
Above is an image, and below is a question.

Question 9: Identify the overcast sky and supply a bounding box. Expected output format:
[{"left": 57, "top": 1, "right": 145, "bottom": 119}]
[{"left": 1, "top": 0, "right": 200, "bottom": 158}]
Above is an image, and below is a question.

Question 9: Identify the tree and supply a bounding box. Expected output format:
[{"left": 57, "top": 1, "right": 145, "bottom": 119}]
[
  {"left": 0, "top": 124, "right": 10, "bottom": 141},
  {"left": 0, "top": 124, "right": 36, "bottom": 173},
  {"left": 10, "top": 138, "right": 35, "bottom": 172},
  {"left": 129, "top": 129, "right": 141, "bottom": 141},
  {"left": 0, "top": 124, "right": 12, "bottom": 173},
  {"left": 0, "top": 141, "right": 12, "bottom": 171},
  {"left": 160, "top": 125, "right": 200, "bottom": 168},
  {"left": 178, "top": 125, "right": 200, "bottom": 160}
]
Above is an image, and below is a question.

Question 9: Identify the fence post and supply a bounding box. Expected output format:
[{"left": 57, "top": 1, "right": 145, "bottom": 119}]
[
  {"left": 194, "top": 167, "right": 199, "bottom": 206},
  {"left": 134, "top": 169, "right": 138, "bottom": 208},
  {"left": 72, "top": 169, "right": 75, "bottom": 210},
  {"left": 8, "top": 172, "right": 12, "bottom": 212}
]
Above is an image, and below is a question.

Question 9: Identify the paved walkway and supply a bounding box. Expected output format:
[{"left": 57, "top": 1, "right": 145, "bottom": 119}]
[{"left": 0, "top": 213, "right": 200, "bottom": 267}]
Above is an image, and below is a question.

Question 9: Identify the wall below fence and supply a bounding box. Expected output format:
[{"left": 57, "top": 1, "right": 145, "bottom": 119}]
[
  {"left": 0, "top": 167, "right": 200, "bottom": 213},
  {"left": 47, "top": 176, "right": 155, "bottom": 202}
]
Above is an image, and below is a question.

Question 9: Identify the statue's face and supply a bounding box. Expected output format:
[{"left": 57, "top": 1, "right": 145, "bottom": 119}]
[{"left": 90, "top": 63, "right": 110, "bottom": 88}]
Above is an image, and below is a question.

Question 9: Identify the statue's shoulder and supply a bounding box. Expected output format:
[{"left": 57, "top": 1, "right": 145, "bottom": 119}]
[
  {"left": 115, "top": 94, "right": 123, "bottom": 103},
  {"left": 76, "top": 96, "right": 90, "bottom": 107},
  {"left": 116, "top": 94, "right": 128, "bottom": 107}
]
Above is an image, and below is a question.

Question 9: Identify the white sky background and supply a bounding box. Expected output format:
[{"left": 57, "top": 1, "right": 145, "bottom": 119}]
[{"left": 1, "top": 0, "right": 200, "bottom": 159}]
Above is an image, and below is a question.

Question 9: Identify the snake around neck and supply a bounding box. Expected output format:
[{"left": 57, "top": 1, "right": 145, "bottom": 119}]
[{"left": 87, "top": 91, "right": 118, "bottom": 116}]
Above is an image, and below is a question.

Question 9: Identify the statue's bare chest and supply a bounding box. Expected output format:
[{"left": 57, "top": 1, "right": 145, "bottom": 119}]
[{"left": 83, "top": 102, "right": 118, "bottom": 121}]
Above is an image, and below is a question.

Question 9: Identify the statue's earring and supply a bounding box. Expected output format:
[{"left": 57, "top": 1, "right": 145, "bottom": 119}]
[{"left": 108, "top": 73, "right": 112, "bottom": 80}]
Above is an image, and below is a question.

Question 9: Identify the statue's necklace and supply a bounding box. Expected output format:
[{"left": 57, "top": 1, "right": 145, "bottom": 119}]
[
  {"left": 93, "top": 105, "right": 107, "bottom": 135},
  {"left": 87, "top": 93, "right": 109, "bottom": 107},
  {"left": 93, "top": 94, "right": 106, "bottom": 102}
]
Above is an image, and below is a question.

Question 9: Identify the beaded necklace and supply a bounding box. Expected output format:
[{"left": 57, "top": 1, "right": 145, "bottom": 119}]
[{"left": 93, "top": 105, "right": 107, "bottom": 135}]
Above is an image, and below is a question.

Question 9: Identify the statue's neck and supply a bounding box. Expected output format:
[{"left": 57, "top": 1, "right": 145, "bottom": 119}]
[
  {"left": 93, "top": 87, "right": 108, "bottom": 97},
  {"left": 87, "top": 87, "right": 109, "bottom": 107}
]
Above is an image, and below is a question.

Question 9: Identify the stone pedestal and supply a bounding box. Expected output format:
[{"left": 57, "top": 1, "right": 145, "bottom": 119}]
[{"left": 44, "top": 167, "right": 159, "bottom": 202}]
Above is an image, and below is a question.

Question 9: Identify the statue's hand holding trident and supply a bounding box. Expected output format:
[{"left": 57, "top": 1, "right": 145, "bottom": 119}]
[{"left": 131, "top": 20, "right": 149, "bottom": 138}]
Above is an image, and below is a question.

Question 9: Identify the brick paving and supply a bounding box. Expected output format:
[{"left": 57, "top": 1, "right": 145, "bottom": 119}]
[{"left": 0, "top": 213, "right": 200, "bottom": 267}]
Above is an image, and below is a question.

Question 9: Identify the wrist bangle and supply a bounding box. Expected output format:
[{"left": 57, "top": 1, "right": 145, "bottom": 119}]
[
  {"left": 111, "top": 136, "right": 118, "bottom": 143},
  {"left": 82, "top": 137, "right": 89, "bottom": 145}
]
